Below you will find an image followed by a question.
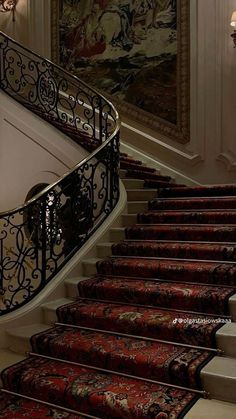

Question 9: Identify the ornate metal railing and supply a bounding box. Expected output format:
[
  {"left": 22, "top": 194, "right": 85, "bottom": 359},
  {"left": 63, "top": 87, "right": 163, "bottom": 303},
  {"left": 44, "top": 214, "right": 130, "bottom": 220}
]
[{"left": 0, "top": 32, "right": 120, "bottom": 315}]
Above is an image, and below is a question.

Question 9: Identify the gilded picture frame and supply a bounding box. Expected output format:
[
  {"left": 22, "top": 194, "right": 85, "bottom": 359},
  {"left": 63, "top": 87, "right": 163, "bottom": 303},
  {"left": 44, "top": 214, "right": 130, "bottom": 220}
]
[{"left": 51, "top": 0, "right": 190, "bottom": 143}]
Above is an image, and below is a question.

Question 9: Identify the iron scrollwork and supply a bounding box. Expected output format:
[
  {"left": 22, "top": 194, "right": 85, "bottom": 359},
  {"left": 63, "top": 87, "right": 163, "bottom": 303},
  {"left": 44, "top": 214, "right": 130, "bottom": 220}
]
[{"left": 0, "top": 32, "right": 120, "bottom": 315}]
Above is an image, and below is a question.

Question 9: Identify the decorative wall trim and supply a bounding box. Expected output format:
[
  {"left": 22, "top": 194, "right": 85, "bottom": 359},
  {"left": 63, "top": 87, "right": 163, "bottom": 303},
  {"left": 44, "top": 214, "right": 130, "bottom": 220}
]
[
  {"left": 121, "top": 121, "right": 203, "bottom": 169},
  {"left": 217, "top": 152, "right": 236, "bottom": 172},
  {"left": 28, "top": 0, "right": 51, "bottom": 58}
]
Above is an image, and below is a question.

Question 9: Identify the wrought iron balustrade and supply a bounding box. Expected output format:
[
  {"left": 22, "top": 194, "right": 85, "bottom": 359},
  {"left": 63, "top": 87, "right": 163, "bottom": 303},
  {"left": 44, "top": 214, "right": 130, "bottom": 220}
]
[{"left": 0, "top": 32, "right": 120, "bottom": 315}]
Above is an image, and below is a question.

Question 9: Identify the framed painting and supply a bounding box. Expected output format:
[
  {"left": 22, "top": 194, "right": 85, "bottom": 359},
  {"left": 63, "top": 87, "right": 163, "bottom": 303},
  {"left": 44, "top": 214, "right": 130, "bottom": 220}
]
[{"left": 51, "top": 0, "right": 190, "bottom": 143}]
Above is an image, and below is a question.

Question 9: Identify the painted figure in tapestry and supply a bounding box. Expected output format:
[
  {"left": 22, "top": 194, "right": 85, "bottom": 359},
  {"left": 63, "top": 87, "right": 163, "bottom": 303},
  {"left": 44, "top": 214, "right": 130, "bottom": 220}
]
[{"left": 59, "top": 0, "right": 178, "bottom": 124}]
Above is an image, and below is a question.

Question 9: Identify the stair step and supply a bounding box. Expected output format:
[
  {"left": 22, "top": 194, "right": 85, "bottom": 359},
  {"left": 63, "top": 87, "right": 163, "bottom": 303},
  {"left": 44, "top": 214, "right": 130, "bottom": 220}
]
[
  {"left": 185, "top": 398, "right": 236, "bottom": 419},
  {"left": 97, "top": 257, "right": 236, "bottom": 286},
  {"left": 122, "top": 213, "right": 138, "bottom": 226},
  {"left": 216, "top": 322, "right": 236, "bottom": 356},
  {"left": 65, "top": 273, "right": 236, "bottom": 324},
  {"left": 0, "top": 392, "right": 84, "bottom": 418},
  {"left": 158, "top": 184, "right": 236, "bottom": 198},
  {"left": 120, "top": 168, "right": 162, "bottom": 179},
  {"left": 65, "top": 276, "right": 90, "bottom": 298},
  {"left": 96, "top": 242, "right": 112, "bottom": 258},
  {"left": 125, "top": 224, "right": 236, "bottom": 242},
  {"left": 0, "top": 350, "right": 25, "bottom": 385},
  {"left": 4, "top": 322, "right": 236, "bottom": 403},
  {"left": 126, "top": 188, "right": 157, "bottom": 201},
  {"left": 137, "top": 210, "right": 236, "bottom": 225},
  {"left": 30, "top": 324, "right": 212, "bottom": 390},
  {"left": 128, "top": 201, "right": 148, "bottom": 213},
  {"left": 109, "top": 227, "right": 126, "bottom": 241},
  {"left": 82, "top": 257, "right": 101, "bottom": 276},
  {"left": 122, "top": 179, "right": 144, "bottom": 189},
  {"left": 111, "top": 240, "right": 236, "bottom": 262},
  {"left": 149, "top": 196, "right": 236, "bottom": 211},
  {"left": 78, "top": 275, "right": 236, "bottom": 317},
  {"left": 41, "top": 298, "right": 72, "bottom": 324},
  {"left": 6, "top": 324, "right": 49, "bottom": 355},
  {"left": 0, "top": 355, "right": 201, "bottom": 418},
  {"left": 201, "top": 356, "right": 236, "bottom": 403}
]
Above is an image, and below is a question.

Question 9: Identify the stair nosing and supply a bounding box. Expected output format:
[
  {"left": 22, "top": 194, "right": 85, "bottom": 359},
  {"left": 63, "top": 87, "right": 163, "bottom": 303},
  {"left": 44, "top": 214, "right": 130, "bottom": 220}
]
[{"left": 109, "top": 254, "right": 236, "bottom": 264}]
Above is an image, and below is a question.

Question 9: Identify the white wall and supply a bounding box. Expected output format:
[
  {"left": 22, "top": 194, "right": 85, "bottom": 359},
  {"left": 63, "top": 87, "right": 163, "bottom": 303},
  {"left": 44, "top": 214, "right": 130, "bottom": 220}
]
[{"left": 0, "top": 92, "right": 89, "bottom": 212}]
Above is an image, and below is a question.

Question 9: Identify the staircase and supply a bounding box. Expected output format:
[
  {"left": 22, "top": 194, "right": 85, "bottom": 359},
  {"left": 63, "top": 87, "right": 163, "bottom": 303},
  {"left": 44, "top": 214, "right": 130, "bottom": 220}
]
[{"left": 1, "top": 153, "right": 236, "bottom": 418}]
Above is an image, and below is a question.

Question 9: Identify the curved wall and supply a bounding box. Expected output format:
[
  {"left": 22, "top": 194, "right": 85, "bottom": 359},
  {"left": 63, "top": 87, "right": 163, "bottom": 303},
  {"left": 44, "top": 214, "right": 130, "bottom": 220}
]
[{"left": 0, "top": 92, "right": 89, "bottom": 212}]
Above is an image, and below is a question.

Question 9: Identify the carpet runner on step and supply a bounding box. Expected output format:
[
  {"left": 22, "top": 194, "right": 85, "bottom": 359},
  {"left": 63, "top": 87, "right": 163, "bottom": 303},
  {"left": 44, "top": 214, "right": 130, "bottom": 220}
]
[
  {"left": 56, "top": 298, "right": 222, "bottom": 347},
  {"left": 125, "top": 170, "right": 172, "bottom": 182},
  {"left": 149, "top": 197, "right": 236, "bottom": 210},
  {"left": 144, "top": 180, "right": 184, "bottom": 188},
  {"left": 120, "top": 161, "right": 156, "bottom": 173},
  {"left": 78, "top": 275, "right": 235, "bottom": 315},
  {"left": 0, "top": 392, "right": 83, "bottom": 419},
  {"left": 158, "top": 184, "right": 236, "bottom": 197},
  {"left": 97, "top": 257, "right": 236, "bottom": 285},
  {"left": 126, "top": 225, "right": 236, "bottom": 242},
  {"left": 30, "top": 325, "right": 213, "bottom": 389},
  {"left": 112, "top": 240, "right": 236, "bottom": 261},
  {"left": 137, "top": 210, "right": 236, "bottom": 224},
  {"left": 1, "top": 356, "right": 199, "bottom": 418}
]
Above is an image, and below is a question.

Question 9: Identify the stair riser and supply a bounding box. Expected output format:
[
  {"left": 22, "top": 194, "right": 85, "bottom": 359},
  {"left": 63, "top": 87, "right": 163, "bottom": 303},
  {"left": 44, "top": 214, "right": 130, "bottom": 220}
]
[
  {"left": 122, "top": 179, "right": 144, "bottom": 189},
  {"left": 138, "top": 213, "right": 236, "bottom": 225},
  {"left": 149, "top": 200, "right": 236, "bottom": 211},
  {"left": 201, "top": 357, "right": 236, "bottom": 404},
  {"left": 127, "top": 202, "right": 148, "bottom": 213},
  {"left": 111, "top": 243, "right": 236, "bottom": 262},
  {"left": 126, "top": 190, "right": 157, "bottom": 201},
  {"left": 109, "top": 228, "right": 126, "bottom": 242},
  {"left": 125, "top": 228, "right": 236, "bottom": 242}
]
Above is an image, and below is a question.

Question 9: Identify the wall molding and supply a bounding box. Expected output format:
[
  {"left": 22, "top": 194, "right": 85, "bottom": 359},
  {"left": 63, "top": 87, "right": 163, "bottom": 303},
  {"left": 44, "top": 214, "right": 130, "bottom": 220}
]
[
  {"left": 28, "top": 0, "right": 51, "bottom": 58},
  {"left": 121, "top": 121, "right": 203, "bottom": 167},
  {"left": 217, "top": 152, "right": 236, "bottom": 172}
]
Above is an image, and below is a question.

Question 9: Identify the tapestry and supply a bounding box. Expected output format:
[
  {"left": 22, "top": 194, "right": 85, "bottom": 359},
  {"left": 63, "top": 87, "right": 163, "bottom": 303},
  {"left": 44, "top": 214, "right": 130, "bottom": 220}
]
[{"left": 51, "top": 0, "right": 190, "bottom": 143}]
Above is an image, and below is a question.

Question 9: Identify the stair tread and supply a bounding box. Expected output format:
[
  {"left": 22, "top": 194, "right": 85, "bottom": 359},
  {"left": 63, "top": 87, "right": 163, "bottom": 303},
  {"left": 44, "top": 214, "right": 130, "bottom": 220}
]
[
  {"left": 78, "top": 274, "right": 236, "bottom": 316},
  {"left": 42, "top": 298, "right": 72, "bottom": 311},
  {"left": 30, "top": 324, "right": 212, "bottom": 389},
  {"left": 0, "top": 393, "right": 85, "bottom": 418},
  {"left": 7, "top": 324, "right": 49, "bottom": 339},
  {"left": 0, "top": 350, "right": 25, "bottom": 372},
  {"left": 1, "top": 356, "right": 199, "bottom": 418},
  {"left": 56, "top": 297, "right": 225, "bottom": 347},
  {"left": 185, "top": 398, "right": 236, "bottom": 419}
]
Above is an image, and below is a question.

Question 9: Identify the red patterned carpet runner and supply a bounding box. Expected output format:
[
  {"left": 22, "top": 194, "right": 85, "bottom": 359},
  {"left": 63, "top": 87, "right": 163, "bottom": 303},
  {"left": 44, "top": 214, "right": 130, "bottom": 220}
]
[
  {"left": 0, "top": 393, "right": 83, "bottom": 419},
  {"left": 1, "top": 154, "right": 236, "bottom": 418},
  {"left": 2, "top": 357, "right": 198, "bottom": 418}
]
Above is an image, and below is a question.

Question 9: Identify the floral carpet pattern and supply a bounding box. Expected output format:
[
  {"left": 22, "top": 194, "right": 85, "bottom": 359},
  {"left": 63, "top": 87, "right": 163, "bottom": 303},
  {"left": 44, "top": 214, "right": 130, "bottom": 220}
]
[
  {"left": 31, "top": 326, "right": 212, "bottom": 389},
  {"left": 97, "top": 257, "right": 236, "bottom": 285},
  {"left": 149, "top": 197, "right": 236, "bottom": 210},
  {"left": 126, "top": 225, "right": 236, "bottom": 242},
  {"left": 112, "top": 240, "right": 236, "bottom": 261},
  {"left": 2, "top": 357, "right": 198, "bottom": 419},
  {"left": 1, "top": 153, "right": 236, "bottom": 418},
  {"left": 78, "top": 275, "right": 235, "bottom": 315},
  {"left": 56, "top": 298, "right": 220, "bottom": 347},
  {"left": 0, "top": 393, "right": 81, "bottom": 419}
]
